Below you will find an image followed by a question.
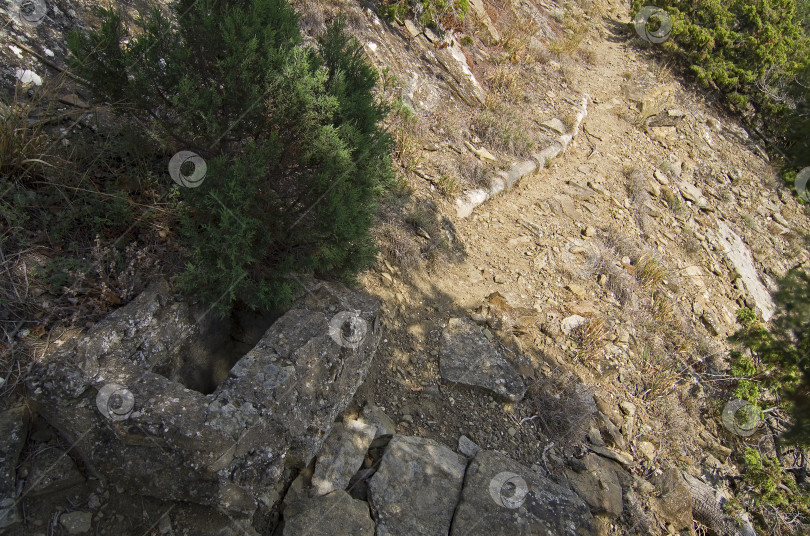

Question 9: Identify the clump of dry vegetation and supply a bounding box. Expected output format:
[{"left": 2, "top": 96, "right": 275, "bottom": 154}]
[
  {"left": 573, "top": 316, "right": 608, "bottom": 360},
  {"left": 525, "top": 371, "right": 595, "bottom": 441},
  {"left": 473, "top": 97, "right": 537, "bottom": 157}
]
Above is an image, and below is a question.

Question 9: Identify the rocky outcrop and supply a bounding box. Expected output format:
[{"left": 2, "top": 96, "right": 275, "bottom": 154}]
[
  {"left": 26, "top": 279, "right": 382, "bottom": 518},
  {"left": 451, "top": 449, "right": 593, "bottom": 535},
  {"left": 682, "top": 472, "right": 757, "bottom": 536}
]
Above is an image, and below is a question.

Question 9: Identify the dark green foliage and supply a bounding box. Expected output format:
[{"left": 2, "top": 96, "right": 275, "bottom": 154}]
[
  {"left": 743, "top": 447, "right": 810, "bottom": 513},
  {"left": 730, "top": 270, "right": 810, "bottom": 447},
  {"left": 68, "top": 1, "right": 393, "bottom": 317},
  {"left": 630, "top": 0, "right": 810, "bottom": 171}
]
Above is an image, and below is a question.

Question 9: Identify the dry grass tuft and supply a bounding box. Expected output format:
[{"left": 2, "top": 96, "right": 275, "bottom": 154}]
[
  {"left": 525, "top": 371, "right": 595, "bottom": 441},
  {"left": 635, "top": 253, "right": 669, "bottom": 291},
  {"left": 472, "top": 97, "right": 536, "bottom": 157},
  {"left": 636, "top": 344, "right": 683, "bottom": 400},
  {"left": 378, "top": 223, "right": 421, "bottom": 269},
  {"left": 573, "top": 316, "right": 608, "bottom": 360},
  {"left": 486, "top": 65, "right": 522, "bottom": 102}
]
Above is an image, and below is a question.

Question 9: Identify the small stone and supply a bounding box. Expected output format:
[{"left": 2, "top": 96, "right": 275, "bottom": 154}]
[
  {"left": 458, "top": 435, "right": 482, "bottom": 457},
  {"left": 654, "top": 170, "right": 670, "bottom": 185},
  {"left": 15, "top": 69, "right": 43, "bottom": 87},
  {"left": 773, "top": 212, "right": 789, "bottom": 227},
  {"left": 583, "top": 226, "right": 597, "bottom": 237},
  {"left": 637, "top": 441, "right": 656, "bottom": 461},
  {"left": 60, "top": 511, "right": 92, "bottom": 535},
  {"left": 507, "top": 427, "right": 517, "bottom": 437},
  {"left": 424, "top": 27, "right": 440, "bottom": 43},
  {"left": 561, "top": 315, "right": 587, "bottom": 334},
  {"left": 404, "top": 19, "right": 420, "bottom": 37},
  {"left": 587, "top": 445, "right": 634, "bottom": 466},
  {"left": 474, "top": 147, "right": 497, "bottom": 162},
  {"left": 541, "top": 118, "right": 568, "bottom": 134},
  {"left": 402, "top": 414, "right": 414, "bottom": 424},
  {"left": 621, "top": 256, "right": 631, "bottom": 266},
  {"left": 619, "top": 401, "right": 635, "bottom": 416},
  {"left": 678, "top": 181, "right": 703, "bottom": 204},
  {"left": 566, "top": 284, "right": 586, "bottom": 299}
]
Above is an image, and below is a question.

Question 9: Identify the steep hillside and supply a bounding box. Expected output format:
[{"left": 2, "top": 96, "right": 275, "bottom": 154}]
[{"left": 1, "top": 0, "right": 808, "bottom": 534}]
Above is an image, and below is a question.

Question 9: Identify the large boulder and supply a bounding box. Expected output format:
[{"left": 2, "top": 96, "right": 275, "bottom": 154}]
[
  {"left": 451, "top": 450, "right": 593, "bottom": 536},
  {"left": 369, "top": 435, "right": 467, "bottom": 536},
  {"left": 27, "top": 279, "right": 382, "bottom": 518}
]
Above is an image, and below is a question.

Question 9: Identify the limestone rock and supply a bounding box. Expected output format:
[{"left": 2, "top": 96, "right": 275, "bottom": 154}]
[
  {"left": 457, "top": 188, "right": 490, "bottom": 218},
  {"left": 404, "top": 20, "right": 420, "bottom": 38},
  {"left": 440, "top": 318, "right": 526, "bottom": 401},
  {"left": 541, "top": 118, "right": 568, "bottom": 134},
  {"left": 60, "top": 511, "right": 93, "bottom": 535},
  {"left": 369, "top": 435, "right": 466, "bottom": 536},
  {"left": 469, "top": 0, "right": 500, "bottom": 45},
  {"left": 565, "top": 453, "right": 623, "bottom": 518},
  {"left": 311, "top": 419, "right": 377, "bottom": 497},
  {"left": 27, "top": 279, "right": 382, "bottom": 517},
  {"left": 451, "top": 450, "right": 593, "bottom": 535},
  {"left": 678, "top": 181, "right": 706, "bottom": 206},
  {"left": 561, "top": 315, "right": 587, "bottom": 334},
  {"left": 434, "top": 41, "right": 486, "bottom": 106},
  {"left": 587, "top": 444, "right": 634, "bottom": 466},
  {"left": 650, "top": 468, "right": 692, "bottom": 531},
  {"left": 712, "top": 220, "right": 776, "bottom": 321},
  {"left": 361, "top": 403, "right": 396, "bottom": 438},
  {"left": 283, "top": 490, "right": 374, "bottom": 536}
]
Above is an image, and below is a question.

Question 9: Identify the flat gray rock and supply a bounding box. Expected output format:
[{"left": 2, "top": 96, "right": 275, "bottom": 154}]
[
  {"left": 450, "top": 450, "right": 593, "bottom": 536},
  {"left": 369, "top": 435, "right": 466, "bottom": 536},
  {"left": 311, "top": 419, "right": 376, "bottom": 497},
  {"left": 283, "top": 490, "right": 374, "bottom": 536},
  {"left": 713, "top": 220, "right": 775, "bottom": 321},
  {"left": 440, "top": 318, "right": 526, "bottom": 401}
]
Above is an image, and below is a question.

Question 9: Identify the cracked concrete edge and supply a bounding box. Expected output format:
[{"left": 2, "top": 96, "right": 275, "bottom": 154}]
[{"left": 456, "top": 94, "right": 590, "bottom": 219}]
